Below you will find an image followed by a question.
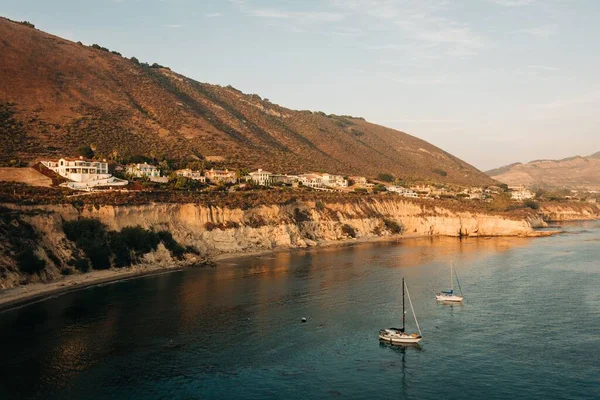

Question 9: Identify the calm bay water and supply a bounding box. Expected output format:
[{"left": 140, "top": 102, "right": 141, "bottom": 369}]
[{"left": 1, "top": 222, "right": 599, "bottom": 399}]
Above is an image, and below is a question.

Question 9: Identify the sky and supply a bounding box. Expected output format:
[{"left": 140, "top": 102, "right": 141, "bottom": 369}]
[{"left": 2, "top": 0, "right": 600, "bottom": 170}]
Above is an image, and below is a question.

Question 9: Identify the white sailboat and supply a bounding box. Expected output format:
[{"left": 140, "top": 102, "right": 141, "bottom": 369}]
[
  {"left": 436, "top": 261, "right": 464, "bottom": 302},
  {"left": 379, "top": 278, "right": 423, "bottom": 344}
]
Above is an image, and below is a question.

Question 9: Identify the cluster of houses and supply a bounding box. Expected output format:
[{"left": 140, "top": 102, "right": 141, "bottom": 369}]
[
  {"left": 508, "top": 185, "right": 535, "bottom": 201},
  {"left": 39, "top": 157, "right": 354, "bottom": 192},
  {"left": 42, "top": 157, "right": 571, "bottom": 204},
  {"left": 243, "top": 169, "right": 349, "bottom": 190}
]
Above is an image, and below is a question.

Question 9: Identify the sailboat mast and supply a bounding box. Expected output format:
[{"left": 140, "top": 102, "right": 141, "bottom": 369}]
[
  {"left": 450, "top": 261, "right": 454, "bottom": 291},
  {"left": 402, "top": 278, "right": 406, "bottom": 332}
]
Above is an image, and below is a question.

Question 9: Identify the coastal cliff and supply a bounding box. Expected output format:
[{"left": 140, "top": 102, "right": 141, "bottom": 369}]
[
  {"left": 1, "top": 198, "right": 544, "bottom": 289},
  {"left": 539, "top": 203, "right": 600, "bottom": 222}
]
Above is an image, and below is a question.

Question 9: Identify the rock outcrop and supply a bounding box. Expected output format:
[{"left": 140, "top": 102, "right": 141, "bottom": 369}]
[{"left": 539, "top": 203, "right": 600, "bottom": 222}]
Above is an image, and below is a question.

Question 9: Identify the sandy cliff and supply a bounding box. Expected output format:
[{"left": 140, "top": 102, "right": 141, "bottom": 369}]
[
  {"left": 0, "top": 198, "right": 544, "bottom": 289},
  {"left": 539, "top": 203, "right": 600, "bottom": 222},
  {"left": 29, "top": 199, "right": 538, "bottom": 251}
]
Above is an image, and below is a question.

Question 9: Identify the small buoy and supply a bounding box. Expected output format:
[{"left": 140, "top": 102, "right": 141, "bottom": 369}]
[{"left": 301, "top": 317, "right": 307, "bottom": 323}]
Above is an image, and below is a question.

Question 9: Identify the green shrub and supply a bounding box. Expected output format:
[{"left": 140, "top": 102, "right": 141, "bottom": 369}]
[
  {"left": 341, "top": 224, "right": 356, "bottom": 238},
  {"left": 433, "top": 169, "right": 448, "bottom": 177},
  {"left": 523, "top": 199, "right": 540, "bottom": 210},
  {"left": 17, "top": 248, "right": 46, "bottom": 274},
  {"left": 77, "top": 145, "right": 94, "bottom": 159},
  {"left": 63, "top": 219, "right": 111, "bottom": 270},
  {"left": 119, "top": 226, "right": 160, "bottom": 255},
  {"left": 373, "top": 184, "right": 387, "bottom": 193},
  {"left": 158, "top": 231, "right": 186, "bottom": 259},
  {"left": 383, "top": 218, "right": 404, "bottom": 234},
  {"left": 63, "top": 219, "right": 192, "bottom": 269},
  {"left": 293, "top": 208, "right": 311, "bottom": 222},
  {"left": 377, "top": 173, "right": 394, "bottom": 182}
]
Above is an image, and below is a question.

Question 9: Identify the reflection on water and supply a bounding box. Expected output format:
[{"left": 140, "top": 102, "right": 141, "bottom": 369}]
[{"left": 0, "top": 227, "right": 599, "bottom": 400}]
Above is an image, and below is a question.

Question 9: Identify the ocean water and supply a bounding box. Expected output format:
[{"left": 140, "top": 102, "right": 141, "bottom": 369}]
[{"left": 0, "top": 222, "right": 599, "bottom": 399}]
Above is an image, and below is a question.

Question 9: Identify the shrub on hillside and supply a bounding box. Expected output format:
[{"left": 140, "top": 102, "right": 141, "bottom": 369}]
[
  {"left": 293, "top": 208, "right": 311, "bottom": 222},
  {"left": 377, "top": 173, "right": 394, "bottom": 182},
  {"left": 17, "top": 248, "right": 46, "bottom": 275},
  {"left": 523, "top": 199, "right": 539, "bottom": 210},
  {"left": 158, "top": 231, "right": 186, "bottom": 259},
  {"left": 63, "top": 219, "right": 111, "bottom": 269},
  {"left": 383, "top": 218, "right": 404, "bottom": 234},
  {"left": 78, "top": 145, "right": 94, "bottom": 159},
  {"left": 341, "top": 224, "right": 357, "bottom": 238},
  {"left": 373, "top": 184, "right": 387, "bottom": 193},
  {"left": 91, "top": 44, "right": 109, "bottom": 52},
  {"left": 63, "top": 219, "right": 193, "bottom": 269}
]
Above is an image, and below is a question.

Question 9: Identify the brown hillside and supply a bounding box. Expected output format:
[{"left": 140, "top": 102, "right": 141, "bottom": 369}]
[
  {"left": 0, "top": 17, "right": 494, "bottom": 185},
  {"left": 488, "top": 154, "right": 600, "bottom": 190}
]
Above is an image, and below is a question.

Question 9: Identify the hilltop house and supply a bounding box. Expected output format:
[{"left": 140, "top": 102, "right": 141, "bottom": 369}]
[
  {"left": 349, "top": 176, "right": 367, "bottom": 186},
  {"left": 298, "top": 173, "right": 324, "bottom": 188},
  {"left": 387, "top": 185, "right": 418, "bottom": 198},
  {"left": 41, "top": 157, "right": 127, "bottom": 190},
  {"left": 205, "top": 168, "right": 237, "bottom": 184},
  {"left": 127, "top": 163, "right": 161, "bottom": 178},
  {"left": 321, "top": 173, "right": 348, "bottom": 188},
  {"left": 410, "top": 185, "right": 432, "bottom": 195},
  {"left": 247, "top": 169, "right": 272, "bottom": 186},
  {"left": 509, "top": 185, "right": 535, "bottom": 201},
  {"left": 175, "top": 169, "right": 206, "bottom": 182}
]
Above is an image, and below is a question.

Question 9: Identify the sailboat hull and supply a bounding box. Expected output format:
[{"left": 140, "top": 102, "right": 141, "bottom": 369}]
[
  {"left": 379, "top": 329, "right": 423, "bottom": 344},
  {"left": 436, "top": 294, "right": 463, "bottom": 302}
]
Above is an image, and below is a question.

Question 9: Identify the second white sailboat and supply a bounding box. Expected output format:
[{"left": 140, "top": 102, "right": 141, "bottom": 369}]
[{"left": 436, "top": 261, "right": 464, "bottom": 302}]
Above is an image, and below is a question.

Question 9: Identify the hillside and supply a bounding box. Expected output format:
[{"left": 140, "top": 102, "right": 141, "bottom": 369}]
[
  {"left": 487, "top": 153, "right": 600, "bottom": 190},
  {"left": 0, "top": 17, "right": 494, "bottom": 186}
]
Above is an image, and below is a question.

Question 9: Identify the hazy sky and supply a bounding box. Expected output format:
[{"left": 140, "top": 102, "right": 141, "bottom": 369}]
[{"left": 3, "top": 0, "right": 600, "bottom": 170}]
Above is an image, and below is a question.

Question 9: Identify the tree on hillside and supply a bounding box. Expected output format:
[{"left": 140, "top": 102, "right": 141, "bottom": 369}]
[
  {"left": 377, "top": 173, "right": 394, "bottom": 183},
  {"left": 77, "top": 145, "right": 94, "bottom": 159}
]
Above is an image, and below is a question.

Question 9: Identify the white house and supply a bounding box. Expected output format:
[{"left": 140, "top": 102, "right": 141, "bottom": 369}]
[
  {"left": 127, "top": 163, "right": 161, "bottom": 178},
  {"left": 509, "top": 185, "right": 535, "bottom": 201},
  {"left": 349, "top": 176, "right": 367, "bottom": 186},
  {"left": 410, "top": 185, "right": 432, "bottom": 195},
  {"left": 41, "top": 157, "right": 127, "bottom": 190},
  {"left": 42, "top": 157, "right": 109, "bottom": 182},
  {"left": 247, "top": 169, "right": 272, "bottom": 186},
  {"left": 387, "top": 185, "right": 418, "bottom": 198},
  {"left": 175, "top": 169, "right": 206, "bottom": 183},
  {"left": 298, "top": 173, "right": 324, "bottom": 188},
  {"left": 321, "top": 173, "right": 348, "bottom": 188},
  {"left": 204, "top": 168, "right": 237, "bottom": 184}
]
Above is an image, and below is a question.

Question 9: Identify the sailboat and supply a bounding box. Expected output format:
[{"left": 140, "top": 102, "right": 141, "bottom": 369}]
[
  {"left": 379, "top": 278, "right": 423, "bottom": 344},
  {"left": 436, "top": 261, "right": 464, "bottom": 302}
]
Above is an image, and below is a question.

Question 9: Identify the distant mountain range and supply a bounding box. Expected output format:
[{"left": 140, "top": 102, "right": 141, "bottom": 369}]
[
  {"left": 487, "top": 152, "right": 600, "bottom": 190},
  {"left": 0, "top": 17, "right": 494, "bottom": 186}
]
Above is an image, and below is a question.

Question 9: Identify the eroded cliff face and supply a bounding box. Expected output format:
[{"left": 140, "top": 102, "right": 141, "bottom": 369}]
[
  {"left": 539, "top": 204, "right": 600, "bottom": 222},
  {"left": 54, "top": 199, "right": 538, "bottom": 251},
  {"left": 0, "top": 199, "right": 539, "bottom": 287},
  {"left": 1, "top": 198, "right": 543, "bottom": 289}
]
